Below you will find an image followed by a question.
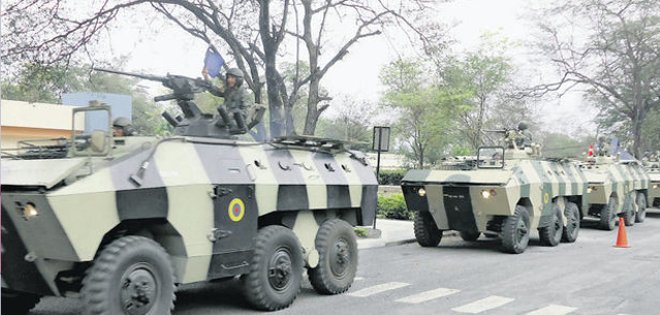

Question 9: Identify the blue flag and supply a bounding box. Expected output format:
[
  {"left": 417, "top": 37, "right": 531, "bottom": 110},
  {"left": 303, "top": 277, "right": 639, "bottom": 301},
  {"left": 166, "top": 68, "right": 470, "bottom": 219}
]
[{"left": 204, "top": 48, "right": 225, "bottom": 78}]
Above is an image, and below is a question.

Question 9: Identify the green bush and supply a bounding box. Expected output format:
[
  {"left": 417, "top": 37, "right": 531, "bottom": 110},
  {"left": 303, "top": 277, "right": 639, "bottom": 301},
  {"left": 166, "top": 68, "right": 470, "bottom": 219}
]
[
  {"left": 354, "top": 227, "right": 369, "bottom": 238},
  {"left": 377, "top": 193, "right": 413, "bottom": 220},
  {"left": 378, "top": 169, "right": 407, "bottom": 185}
]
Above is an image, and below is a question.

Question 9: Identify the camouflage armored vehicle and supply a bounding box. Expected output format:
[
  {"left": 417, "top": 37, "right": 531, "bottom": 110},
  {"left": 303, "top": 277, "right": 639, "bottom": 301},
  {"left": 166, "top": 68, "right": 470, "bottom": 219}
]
[
  {"left": 643, "top": 153, "right": 660, "bottom": 208},
  {"left": 401, "top": 125, "right": 587, "bottom": 254},
  {"left": 1, "top": 69, "right": 377, "bottom": 314},
  {"left": 579, "top": 153, "right": 650, "bottom": 230}
]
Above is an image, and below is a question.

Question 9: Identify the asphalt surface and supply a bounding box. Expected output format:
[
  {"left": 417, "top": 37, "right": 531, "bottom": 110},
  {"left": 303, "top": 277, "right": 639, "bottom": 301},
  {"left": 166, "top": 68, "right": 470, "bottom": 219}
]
[{"left": 29, "top": 210, "right": 660, "bottom": 315}]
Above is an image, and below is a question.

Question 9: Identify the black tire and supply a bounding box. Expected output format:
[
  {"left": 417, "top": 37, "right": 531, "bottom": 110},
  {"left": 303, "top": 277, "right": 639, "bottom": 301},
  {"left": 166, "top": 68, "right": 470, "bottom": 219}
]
[
  {"left": 413, "top": 211, "right": 442, "bottom": 247},
  {"left": 599, "top": 197, "right": 617, "bottom": 230},
  {"left": 1, "top": 288, "right": 41, "bottom": 315},
  {"left": 308, "top": 219, "right": 358, "bottom": 295},
  {"left": 459, "top": 230, "right": 480, "bottom": 242},
  {"left": 561, "top": 202, "right": 580, "bottom": 243},
  {"left": 623, "top": 195, "right": 636, "bottom": 227},
  {"left": 539, "top": 203, "right": 563, "bottom": 247},
  {"left": 243, "top": 225, "right": 303, "bottom": 311},
  {"left": 635, "top": 192, "right": 647, "bottom": 223},
  {"left": 501, "top": 205, "right": 530, "bottom": 254},
  {"left": 81, "top": 236, "right": 176, "bottom": 315}
]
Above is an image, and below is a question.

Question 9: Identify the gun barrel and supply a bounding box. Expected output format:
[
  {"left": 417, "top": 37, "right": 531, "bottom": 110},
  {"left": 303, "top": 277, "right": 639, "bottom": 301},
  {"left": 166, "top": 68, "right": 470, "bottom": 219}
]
[
  {"left": 92, "top": 67, "right": 167, "bottom": 82},
  {"left": 482, "top": 129, "right": 508, "bottom": 133}
]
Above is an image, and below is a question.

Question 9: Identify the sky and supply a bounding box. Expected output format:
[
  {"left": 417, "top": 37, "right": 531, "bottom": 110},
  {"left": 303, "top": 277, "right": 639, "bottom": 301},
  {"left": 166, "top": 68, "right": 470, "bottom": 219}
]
[{"left": 100, "top": 0, "right": 597, "bottom": 136}]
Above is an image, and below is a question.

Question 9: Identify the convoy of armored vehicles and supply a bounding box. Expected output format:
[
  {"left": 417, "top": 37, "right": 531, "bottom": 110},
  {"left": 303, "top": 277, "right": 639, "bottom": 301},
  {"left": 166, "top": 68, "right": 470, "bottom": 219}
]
[{"left": 2, "top": 67, "right": 659, "bottom": 314}]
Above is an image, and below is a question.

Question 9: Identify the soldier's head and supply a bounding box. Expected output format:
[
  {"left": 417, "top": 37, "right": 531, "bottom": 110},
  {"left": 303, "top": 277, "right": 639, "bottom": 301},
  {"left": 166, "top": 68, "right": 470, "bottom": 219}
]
[
  {"left": 112, "top": 117, "right": 134, "bottom": 137},
  {"left": 226, "top": 68, "right": 244, "bottom": 88},
  {"left": 517, "top": 122, "right": 528, "bottom": 131}
]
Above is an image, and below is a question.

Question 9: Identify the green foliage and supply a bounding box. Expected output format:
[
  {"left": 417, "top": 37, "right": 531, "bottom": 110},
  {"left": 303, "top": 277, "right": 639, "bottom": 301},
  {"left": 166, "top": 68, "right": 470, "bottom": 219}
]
[
  {"left": 378, "top": 169, "right": 407, "bottom": 186},
  {"left": 641, "top": 107, "right": 660, "bottom": 153},
  {"left": 449, "top": 144, "right": 473, "bottom": 156},
  {"left": 380, "top": 59, "right": 470, "bottom": 168},
  {"left": 377, "top": 193, "right": 412, "bottom": 220},
  {"left": 541, "top": 133, "right": 594, "bottom": 158},
  {"left": 353, "top": 227, "right": 369, "bottom": 238}
]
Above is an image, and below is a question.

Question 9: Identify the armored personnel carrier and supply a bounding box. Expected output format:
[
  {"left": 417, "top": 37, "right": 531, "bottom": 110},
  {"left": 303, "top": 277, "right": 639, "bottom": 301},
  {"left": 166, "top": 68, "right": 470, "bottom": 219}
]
[
  {"left": 643, "top": 153, "right": 660, "bottom": 209},
  {"left": 579, "top": 153, "right": 650, "bottom": 230},
  {"left": 401, "top": 125, "right": 588, "bottom": 254},
  {"left": 1, "top": 69, "right": 377, "bottom": 314}
]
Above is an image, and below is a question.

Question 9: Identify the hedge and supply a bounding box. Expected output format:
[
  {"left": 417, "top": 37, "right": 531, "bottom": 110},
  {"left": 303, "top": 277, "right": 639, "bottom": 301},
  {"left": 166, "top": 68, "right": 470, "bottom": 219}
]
[
  {"left": 378, "top": 169, "right": 407, "bottom": 186},
  {"left": 377, "top": 193, "right": 413, "bottom": 220}
]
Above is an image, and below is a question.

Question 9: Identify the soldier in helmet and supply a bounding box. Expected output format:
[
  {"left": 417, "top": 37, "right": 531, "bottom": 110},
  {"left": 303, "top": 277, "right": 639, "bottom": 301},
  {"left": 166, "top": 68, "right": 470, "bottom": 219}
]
[
  {"left": 112, "top": 117, "right": 135, "bottom": 137},
  {"left": 516, "top": 122, "right": 533, "bottom": 148},
  {"left": 203, "top": 67, "right": 254, "bottom": 134}
]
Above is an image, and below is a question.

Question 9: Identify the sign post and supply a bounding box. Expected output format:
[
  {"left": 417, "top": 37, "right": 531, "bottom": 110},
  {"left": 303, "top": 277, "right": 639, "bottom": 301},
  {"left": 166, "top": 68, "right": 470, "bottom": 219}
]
[{"left": 372, "top": 126, "right": 390, "bottom": 229}]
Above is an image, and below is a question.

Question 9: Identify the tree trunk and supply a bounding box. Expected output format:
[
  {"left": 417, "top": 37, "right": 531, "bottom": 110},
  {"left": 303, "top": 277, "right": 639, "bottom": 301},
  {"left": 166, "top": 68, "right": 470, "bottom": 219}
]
[
  {"left": 259, "top": 0, "right": 284, "bottom": 138},
  {"left": 303, "top": 77, "right": 320, "bottom": 135},
  {"left": 632, "top": 108, "right": 643, "bottom": 158}
]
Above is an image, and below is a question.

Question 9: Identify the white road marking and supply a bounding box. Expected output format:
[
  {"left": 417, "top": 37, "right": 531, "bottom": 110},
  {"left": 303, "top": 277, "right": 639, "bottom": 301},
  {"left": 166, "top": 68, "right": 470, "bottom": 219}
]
[
  {"left": 396, "top": 287, "right": 460, "bottom": 304},
  {"left": 354, "top": 277, "right": 364, "bottom": 281},
  {"left": 348, "top": 282, "right": 410, "bottom": 297},
  {"left": 452, "top": 295, "right": 515, "bottom": 313},
  {"left": 526, "top": 304, "right": 577, "bottom": 315}
]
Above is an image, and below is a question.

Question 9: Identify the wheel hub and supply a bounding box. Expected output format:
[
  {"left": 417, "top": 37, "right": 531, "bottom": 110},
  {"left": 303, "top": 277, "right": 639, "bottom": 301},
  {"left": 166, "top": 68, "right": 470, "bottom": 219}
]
[
  {"left": 120, "top": 264, "right": 158, "bottom": 315},
  {"left": 268, "top": 249, "right": 293, "bottom": 291},
  {"left": 330, "top": 238, "right": 351, "bottom": 278},
  {"left": 516, "top": 221, "right": 528, "bottom": 239}
]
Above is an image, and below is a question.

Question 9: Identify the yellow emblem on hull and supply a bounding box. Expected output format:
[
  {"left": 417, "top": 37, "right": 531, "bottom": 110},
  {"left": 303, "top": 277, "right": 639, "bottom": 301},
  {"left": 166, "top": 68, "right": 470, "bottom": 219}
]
[{"left": 228, "top": 198, "right": 246, "bottom": 222}]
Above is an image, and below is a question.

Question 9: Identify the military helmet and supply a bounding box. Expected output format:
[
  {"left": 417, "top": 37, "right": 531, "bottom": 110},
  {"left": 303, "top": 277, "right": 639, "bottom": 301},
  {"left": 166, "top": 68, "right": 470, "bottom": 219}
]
[
  {"left": 226, "top": 68, "right": 244, "bottom": 87},
  {"left": 113, "top": 117, "right": 131, "bottom": 128},
  {"left": 226, "top": 68, "right": 244, "bottom": 78},
  {"left": 517, "top": 122, "right": 528, "bottom": 131},
  {"left": 112, "top": 117, "right": 135, "bottom": 136}
]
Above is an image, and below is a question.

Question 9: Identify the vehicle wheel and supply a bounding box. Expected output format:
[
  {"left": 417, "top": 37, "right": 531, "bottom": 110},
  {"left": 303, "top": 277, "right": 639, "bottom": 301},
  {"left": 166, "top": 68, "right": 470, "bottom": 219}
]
[
  {"left": 459, "top": 230, "right": 480, "bottom": 242},
  {"left": 1, "top": 288, "right": 41, "bottom": 315},
  {"left": 501, "top": 205, "right": 530, "bottom": 254},
  {"left": 243, "top": 225, "right": 303, "bottom": 311},
  {"left": 81, "top": 236, "right": 176, "bottom": 315},
  {"left": 599, "top": 197, "right": 617, "bottom": 230},
  {"left": 539, "top": 204, "right": 563, "bottom": 247},
  {"left": 623, "top": 195, "right": 636, "bottom": 227},
  {"left": 308, "top": 219, "right": 358, "bottom": 295},
  {"left": 413, "top": 211, "right": 442, "bottom": 247},
  {"left": 635, "top": 192, "right": 647, "bottom": 223},
  {"left": 561, "top": 202, "right": 580, "bottom": 243}
]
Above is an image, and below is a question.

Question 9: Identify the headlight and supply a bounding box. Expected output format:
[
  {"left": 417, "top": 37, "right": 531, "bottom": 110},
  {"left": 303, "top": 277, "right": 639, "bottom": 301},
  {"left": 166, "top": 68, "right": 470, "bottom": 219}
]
[
  {"left": 22, "top": 203, "right": 39, "bottom": 220},
  {"left": 654, "top": 184, "right": 659, "bottom": 189},
  {"left": 418, "top": 188, "right": 426, "bottom": 197},
  {"left": 587, "top": 186, "right": 597, "bottom": 193},
  {"left": 481, "top": 189, "right": 496, "bottom": 199}
]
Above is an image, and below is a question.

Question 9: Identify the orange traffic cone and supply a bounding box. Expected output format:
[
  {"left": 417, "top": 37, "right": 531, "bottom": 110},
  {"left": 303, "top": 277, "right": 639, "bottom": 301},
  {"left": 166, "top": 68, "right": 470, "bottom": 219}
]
[{"left": 614, "top": 217, "right": 630, "bottom": 248}]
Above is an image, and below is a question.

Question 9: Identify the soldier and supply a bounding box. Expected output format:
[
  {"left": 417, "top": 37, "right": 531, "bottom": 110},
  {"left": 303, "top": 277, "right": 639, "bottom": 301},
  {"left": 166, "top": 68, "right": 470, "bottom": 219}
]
[
  {"left": 596, "top": 136, "right": 610, "bottom": 157},
  {"left": 203, "top": 67, "right": 254, "bottom": 134},
  {"left": 516, "top": 122, "right": 533, "bottom": 148},
  {"left": 112, "top": 117, "right": 135, "bottom": 137}
]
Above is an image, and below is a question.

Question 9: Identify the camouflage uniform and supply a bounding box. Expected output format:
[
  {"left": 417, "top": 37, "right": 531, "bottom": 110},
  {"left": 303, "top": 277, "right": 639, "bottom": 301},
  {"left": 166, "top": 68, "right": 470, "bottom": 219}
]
[{"left": 209, "top": 68, "right": 254, "bottom": 132}]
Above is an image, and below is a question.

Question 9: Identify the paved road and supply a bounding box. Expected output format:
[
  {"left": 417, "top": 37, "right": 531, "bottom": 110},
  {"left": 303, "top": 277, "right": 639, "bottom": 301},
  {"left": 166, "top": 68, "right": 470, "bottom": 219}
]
[{"left": 31, "top": 211, "right": 660, "bottom": 315}]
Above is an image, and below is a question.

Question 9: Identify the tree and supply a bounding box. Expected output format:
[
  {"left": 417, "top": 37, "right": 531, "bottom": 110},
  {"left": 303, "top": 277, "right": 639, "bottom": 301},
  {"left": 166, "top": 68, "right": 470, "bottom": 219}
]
[
  {"left": 439, "top": 39, "right": 519, "bottom": 150},
  {"left": 532, "top": 0, "right": 660, "bottom": 157},
  {"left": 380, "top": 59, "right": 468, "bottom": 168},
  {"left": 2, "top": 0, "right": 440, "bottom": 138},
  {"left": 316, "top": 95, "right": 376, "bottom": 151}
]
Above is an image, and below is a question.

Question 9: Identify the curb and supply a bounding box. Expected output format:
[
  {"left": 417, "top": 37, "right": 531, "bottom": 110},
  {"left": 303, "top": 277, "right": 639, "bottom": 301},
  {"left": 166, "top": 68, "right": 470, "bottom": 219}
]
[{"left": 357, "top": 230, "right": 460, "bottom": 250}]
